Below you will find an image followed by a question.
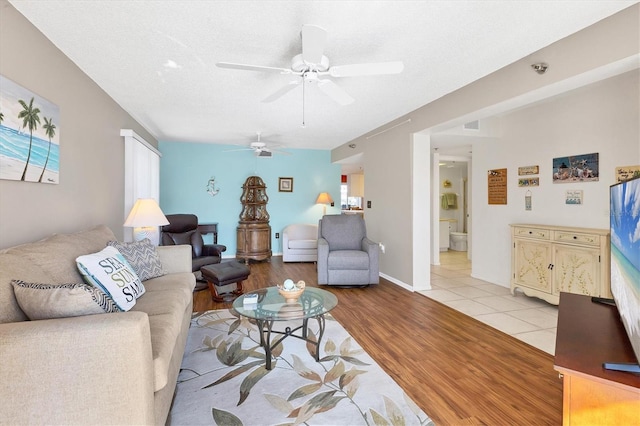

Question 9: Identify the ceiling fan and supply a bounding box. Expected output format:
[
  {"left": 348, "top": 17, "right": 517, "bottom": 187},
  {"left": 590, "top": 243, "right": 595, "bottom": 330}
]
[
  {"left": 224, "top": 133, "right": 291, "bottom": 157},
  {"left": 216, "top": 24, "right": 404, "bottom": 106}
]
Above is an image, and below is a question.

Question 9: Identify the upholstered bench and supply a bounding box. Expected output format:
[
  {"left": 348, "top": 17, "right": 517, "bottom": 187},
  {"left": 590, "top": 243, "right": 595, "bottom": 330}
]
[{"left": 201, "top": 261, "right": 250, "bottom": 302}]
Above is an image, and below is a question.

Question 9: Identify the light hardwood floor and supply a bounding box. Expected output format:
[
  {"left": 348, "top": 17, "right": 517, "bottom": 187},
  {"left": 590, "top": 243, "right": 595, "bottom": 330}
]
[{"left": 192, "top": 257, "right": 563, "bottom": 425}]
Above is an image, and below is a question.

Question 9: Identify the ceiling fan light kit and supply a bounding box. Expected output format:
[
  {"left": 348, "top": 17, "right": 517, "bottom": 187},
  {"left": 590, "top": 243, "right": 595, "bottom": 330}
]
[
  {"left": 216, "top": 24, "right": 404, "bottom": 109},
  {"left": 223, "top": 132, "right": 291, "bottom": 157}
]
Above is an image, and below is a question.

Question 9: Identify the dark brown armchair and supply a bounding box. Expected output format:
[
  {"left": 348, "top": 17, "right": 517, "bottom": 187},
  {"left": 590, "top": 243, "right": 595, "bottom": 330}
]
[{"left": 161, "top": 214, "right": 226, "bottom": 283}]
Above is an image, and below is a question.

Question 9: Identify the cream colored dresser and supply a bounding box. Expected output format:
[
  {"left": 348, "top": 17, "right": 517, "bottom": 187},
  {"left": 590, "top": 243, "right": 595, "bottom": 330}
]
[{"left": 510, "top": 224, "right": 611, "bottom": 305}]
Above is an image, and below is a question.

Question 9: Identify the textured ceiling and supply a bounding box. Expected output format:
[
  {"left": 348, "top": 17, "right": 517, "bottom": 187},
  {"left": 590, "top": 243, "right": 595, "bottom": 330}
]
[{"left": 8, "top": 1, "right": 637, "bottom": 150}]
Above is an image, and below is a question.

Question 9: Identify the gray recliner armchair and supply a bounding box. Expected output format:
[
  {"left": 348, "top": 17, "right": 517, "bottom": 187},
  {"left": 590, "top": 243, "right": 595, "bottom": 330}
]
[{"left": 317, "top": 214, "right": 379, "bottom": 286}]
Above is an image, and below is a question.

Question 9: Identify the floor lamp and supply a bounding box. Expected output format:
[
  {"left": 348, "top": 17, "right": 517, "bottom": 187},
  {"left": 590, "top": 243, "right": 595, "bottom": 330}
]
[
  {"left": 123, "top": 198, "right": 169, "bottom": 245},
  {"left": 316, "top": 192, "right": 333, "bottom": 216}
]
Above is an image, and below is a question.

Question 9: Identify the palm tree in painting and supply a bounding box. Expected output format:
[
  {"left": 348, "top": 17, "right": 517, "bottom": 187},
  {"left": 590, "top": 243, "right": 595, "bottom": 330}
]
[
  {"left": 38, "top": 117, "right": 56, "bottom": 183},
  {"left": 18, "top": 97, "right": 41, "bottom": 181},
  {"left": 0, "top": 111, "right": 4, "bottom": 124}
]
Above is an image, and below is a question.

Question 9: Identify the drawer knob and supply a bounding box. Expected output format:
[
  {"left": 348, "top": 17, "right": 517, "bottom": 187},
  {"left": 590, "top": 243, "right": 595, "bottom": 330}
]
[
  {"left": 573, "top": 236, "right": 577, "bottom": 239},
  {"left": 529, "top": 231, "right": 533, "bottom": 234}
]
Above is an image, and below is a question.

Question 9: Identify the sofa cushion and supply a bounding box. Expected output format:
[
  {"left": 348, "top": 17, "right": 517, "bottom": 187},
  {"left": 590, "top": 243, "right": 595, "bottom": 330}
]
[
  {"left": 11, "top": 280, "right": 119, "bottom": 320},
  {"left": 130, "top": 271, "right": 194, "bottom": 391},
  {"left": 142, "top": 273, "right": 194, "bottom": 302},
  {"left": 76, "top": 246, "right": 145, "bottom": 311},
  {"left": 146, "top": 313, "right": 183, "bottom": 392},
  {"left": 328, "top": 250, "right": 370, "bottom": 270},
  {"left": 107, "top": 239, "right": 165, "bottom": 281},
  {"left": 0, "top": 253, "right": 44, "bottom": 323},
  {"left": 288, "top": 239, "right": 317, "bottom": 250},
  {"left": 6, "top": 225, "right": 117, "bottom": 284}
]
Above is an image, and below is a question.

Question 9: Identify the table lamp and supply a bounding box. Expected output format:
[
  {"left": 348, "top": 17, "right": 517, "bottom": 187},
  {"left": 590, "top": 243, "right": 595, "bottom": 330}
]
[
  {"left": 316, "top": 192, "right": 333, "bottom": 216},
  {"left": 123, "top": 198, "right": 169, "bottom": 245}
]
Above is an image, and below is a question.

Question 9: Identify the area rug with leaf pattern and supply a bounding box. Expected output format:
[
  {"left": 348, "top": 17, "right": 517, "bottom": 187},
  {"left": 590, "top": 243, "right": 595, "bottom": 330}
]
[{"left": 167, "top": 309, "right": 434, "bottom": 426}]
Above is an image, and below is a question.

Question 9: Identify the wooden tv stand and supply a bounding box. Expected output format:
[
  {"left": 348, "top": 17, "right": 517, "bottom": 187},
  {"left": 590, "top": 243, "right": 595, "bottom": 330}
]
[{"left": 554, "top": 292, "right": 640, "bottom": 425}]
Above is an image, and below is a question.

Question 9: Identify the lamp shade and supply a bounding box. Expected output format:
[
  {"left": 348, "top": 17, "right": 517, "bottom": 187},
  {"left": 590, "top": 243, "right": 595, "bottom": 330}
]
[
  {"left": 124, "top": 199, "right": 169, "bottom": 227},
  {"left": 316, "top": 192, "right": 333, "bottom": 204}
]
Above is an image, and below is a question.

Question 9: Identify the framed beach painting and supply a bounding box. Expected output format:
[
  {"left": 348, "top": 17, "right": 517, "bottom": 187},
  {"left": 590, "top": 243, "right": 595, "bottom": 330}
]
[
  {"left": 552, "top": 152, "right": 599, "bottom": 184},
  {"left": 0, "top": 75, "right": 60, "bottom": 184}
]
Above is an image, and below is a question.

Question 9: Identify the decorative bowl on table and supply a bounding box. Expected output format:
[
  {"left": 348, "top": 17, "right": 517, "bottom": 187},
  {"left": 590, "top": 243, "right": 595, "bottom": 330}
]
[{"left": 277, "top": 279, "right": 306, "bottom": 303}]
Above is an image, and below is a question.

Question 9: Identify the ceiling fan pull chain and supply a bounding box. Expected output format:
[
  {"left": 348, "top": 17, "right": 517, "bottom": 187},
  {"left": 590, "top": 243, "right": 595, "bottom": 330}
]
[{"left": 302, "top": 76, "right": 306, "bottom": 128}]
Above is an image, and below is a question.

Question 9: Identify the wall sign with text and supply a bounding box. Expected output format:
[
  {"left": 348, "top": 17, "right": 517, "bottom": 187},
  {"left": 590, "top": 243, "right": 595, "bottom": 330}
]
[{"left": 488, "top": 168, "right": 507, "bottom": 205}]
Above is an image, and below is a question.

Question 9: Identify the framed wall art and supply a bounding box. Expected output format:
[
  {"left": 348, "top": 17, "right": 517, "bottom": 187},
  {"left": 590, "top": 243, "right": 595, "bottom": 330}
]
[
  {"left": 278, "top": 177, "right": 293, "bottom": 192},
  {"left": 552, "top": 152, "right": 599, "bottom": 184},
  {"left": 0, "top": 74, "right": 60, "bottom": 184}
]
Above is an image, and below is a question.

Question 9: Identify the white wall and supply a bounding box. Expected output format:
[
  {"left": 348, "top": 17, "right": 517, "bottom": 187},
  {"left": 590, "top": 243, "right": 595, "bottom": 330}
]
[
  {"left": 472, "top": 70, "right": 640, "bottom": 287},
  {"left": 332, "top": 4, "right": 639, "bottom": 289}
]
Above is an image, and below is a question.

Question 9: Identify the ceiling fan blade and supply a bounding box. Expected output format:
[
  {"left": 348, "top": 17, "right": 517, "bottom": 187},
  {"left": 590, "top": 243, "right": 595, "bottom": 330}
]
[
  {"left": 317, "top": 79, "right": 354, "bottom": 105},
  {"left": 262, "top": 81, "right": 300, "bottom": 103},
  {"left": 270, "top": 150, "right": 292, "bottom": 156},
  {"left": 301, "top": 24, "right": 327, "bottom": 65},
  {"left": 328, "top": 61, "right": 404, "bottom": 77},
  {"left": 223, "top": 147, "right": 254, "bottom": 152},
  {"left": 216, "top": 62, "right": 291, "bottom": 74}
]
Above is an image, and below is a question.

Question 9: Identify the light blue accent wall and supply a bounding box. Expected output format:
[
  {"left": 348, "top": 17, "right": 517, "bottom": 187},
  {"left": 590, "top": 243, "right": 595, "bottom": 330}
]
[{"left": 159, "top": 141, "right": 341, "bottom": 257}]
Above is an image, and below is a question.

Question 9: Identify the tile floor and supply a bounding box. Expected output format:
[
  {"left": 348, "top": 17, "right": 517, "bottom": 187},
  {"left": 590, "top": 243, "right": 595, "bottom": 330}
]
[{"left": 418, "top": 250, "right": 558, "bottom": 355}]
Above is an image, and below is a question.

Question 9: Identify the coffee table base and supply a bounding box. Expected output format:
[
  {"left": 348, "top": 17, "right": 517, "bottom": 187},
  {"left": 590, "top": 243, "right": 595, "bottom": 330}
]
[{"left": 256, "top": 315, "right": 326, "bottom": 370}]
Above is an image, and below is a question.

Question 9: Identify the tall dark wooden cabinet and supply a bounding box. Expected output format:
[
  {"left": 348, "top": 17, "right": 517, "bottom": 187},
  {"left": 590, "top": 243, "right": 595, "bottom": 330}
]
[{"left": 236, "top": 176, "right": 272, "bottom": 264}]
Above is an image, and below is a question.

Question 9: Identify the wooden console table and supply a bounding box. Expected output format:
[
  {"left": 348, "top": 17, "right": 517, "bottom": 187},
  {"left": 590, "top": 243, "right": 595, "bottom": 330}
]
[
  {"left": 554, "top": 292, "right": 640, "bottom": 425},
  {"left": 197, "top": 223, "right": 218, "bottom": 244}
]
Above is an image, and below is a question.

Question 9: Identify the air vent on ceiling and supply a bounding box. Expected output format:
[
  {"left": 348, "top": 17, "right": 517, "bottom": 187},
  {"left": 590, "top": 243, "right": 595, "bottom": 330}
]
[{"left": 464, "top": 120, "right": 479, "bottom": 130}]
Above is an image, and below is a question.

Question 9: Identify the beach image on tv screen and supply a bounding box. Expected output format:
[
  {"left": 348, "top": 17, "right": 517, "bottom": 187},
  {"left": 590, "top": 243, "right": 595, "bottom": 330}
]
[{"left": 610, "top": 176, "right": 640, "bottom": 362}]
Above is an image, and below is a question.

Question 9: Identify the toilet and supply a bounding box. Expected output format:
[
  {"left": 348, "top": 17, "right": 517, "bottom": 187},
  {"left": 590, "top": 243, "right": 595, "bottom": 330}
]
[{"left": 449, "top": 232, "right": 467, "bottom": 251}]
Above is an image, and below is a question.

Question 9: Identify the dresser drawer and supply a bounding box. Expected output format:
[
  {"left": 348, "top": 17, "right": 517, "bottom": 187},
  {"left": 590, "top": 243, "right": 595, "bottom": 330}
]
[
  {"left": 513, "top": 226, "right": 550, "bottom": 240},
  {"left": 553, "top": 231, "right": 600, "bottom": 246}
]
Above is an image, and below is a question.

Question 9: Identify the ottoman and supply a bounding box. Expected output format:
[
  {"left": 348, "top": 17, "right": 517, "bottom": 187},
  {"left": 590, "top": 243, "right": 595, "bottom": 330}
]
[{"left": 201, "top": 261, "right": 250, "bottom": 302}]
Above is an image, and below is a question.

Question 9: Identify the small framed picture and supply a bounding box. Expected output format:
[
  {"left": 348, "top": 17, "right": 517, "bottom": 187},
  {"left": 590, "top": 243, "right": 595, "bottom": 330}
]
[
  {"left": 565, "top": 190, "right": 583, "bottom": 205},
  {"left": 278, "top": 177, "right": 293, "bottom": 192}
]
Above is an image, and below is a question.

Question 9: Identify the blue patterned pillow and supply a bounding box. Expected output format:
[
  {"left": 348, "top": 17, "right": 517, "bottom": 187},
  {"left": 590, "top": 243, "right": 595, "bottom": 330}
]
[
  {"left": 11, "top": 280, "right": 120, "bottom": 320},
  {"left": 107, "top": 239, "right": 165, "bottom": 282},
  {"left": 76, "top": 246, "right": 144, "bottom": 311}
]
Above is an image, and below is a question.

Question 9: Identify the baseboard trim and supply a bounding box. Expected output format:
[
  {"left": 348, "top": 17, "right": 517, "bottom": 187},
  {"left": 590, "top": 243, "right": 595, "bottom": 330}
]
[{"left": 379, "top": 273, "right": 414, "bottom": 292}]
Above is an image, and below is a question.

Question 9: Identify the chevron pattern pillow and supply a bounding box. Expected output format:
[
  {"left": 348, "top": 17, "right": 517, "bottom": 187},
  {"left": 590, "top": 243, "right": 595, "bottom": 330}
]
[
  {"left": 107, "top": 238, "right": 165, "bottom": 282},
  {"left": 12, "top": 280, "right": 120, "bottom": 320}
]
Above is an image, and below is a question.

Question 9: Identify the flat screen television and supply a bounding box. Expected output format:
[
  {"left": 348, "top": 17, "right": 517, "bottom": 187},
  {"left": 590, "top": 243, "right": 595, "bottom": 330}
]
[{"left": 608, "top": 175, "right": 640, "bottom": 373}]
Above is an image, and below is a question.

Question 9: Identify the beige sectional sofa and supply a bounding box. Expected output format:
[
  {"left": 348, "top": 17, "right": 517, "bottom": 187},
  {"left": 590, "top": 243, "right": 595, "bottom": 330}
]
[{"left": 0, "top": 225, "right": 195, "bottom": 425}]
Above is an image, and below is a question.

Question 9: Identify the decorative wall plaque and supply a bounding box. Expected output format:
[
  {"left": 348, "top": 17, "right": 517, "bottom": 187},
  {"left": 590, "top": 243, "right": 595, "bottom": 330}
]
[
  {"left": 518, "top": 165, "right": 539, "bottom": 176},
  {"left": 615, "top": 165, "right": 640, "bottom": 182},
  {"left": 488, "top": 168, "right": 507, "bottom": 205}
]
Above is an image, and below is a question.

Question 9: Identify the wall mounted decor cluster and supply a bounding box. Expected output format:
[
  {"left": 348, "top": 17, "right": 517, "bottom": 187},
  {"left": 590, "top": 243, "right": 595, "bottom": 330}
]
[
  {"left": 552, "top": 152, "right": 599, "bottom": 183},
  {"left": 518, "top": 165, "right": 540, "bottom": 187},
  {"left": 0, "top": 74, "right": 60, "bottom": 184}
]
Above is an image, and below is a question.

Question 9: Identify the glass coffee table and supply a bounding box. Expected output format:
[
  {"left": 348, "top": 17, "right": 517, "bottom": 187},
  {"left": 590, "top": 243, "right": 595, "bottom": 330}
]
[{"left": 232, "top": 287, "right": 338, "bottom": 370}]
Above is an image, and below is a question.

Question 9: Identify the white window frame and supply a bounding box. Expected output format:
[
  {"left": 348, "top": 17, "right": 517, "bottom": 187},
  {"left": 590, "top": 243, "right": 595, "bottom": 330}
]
[{"left": 121, "top": 129, "right": 161, "bottom": 242}]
